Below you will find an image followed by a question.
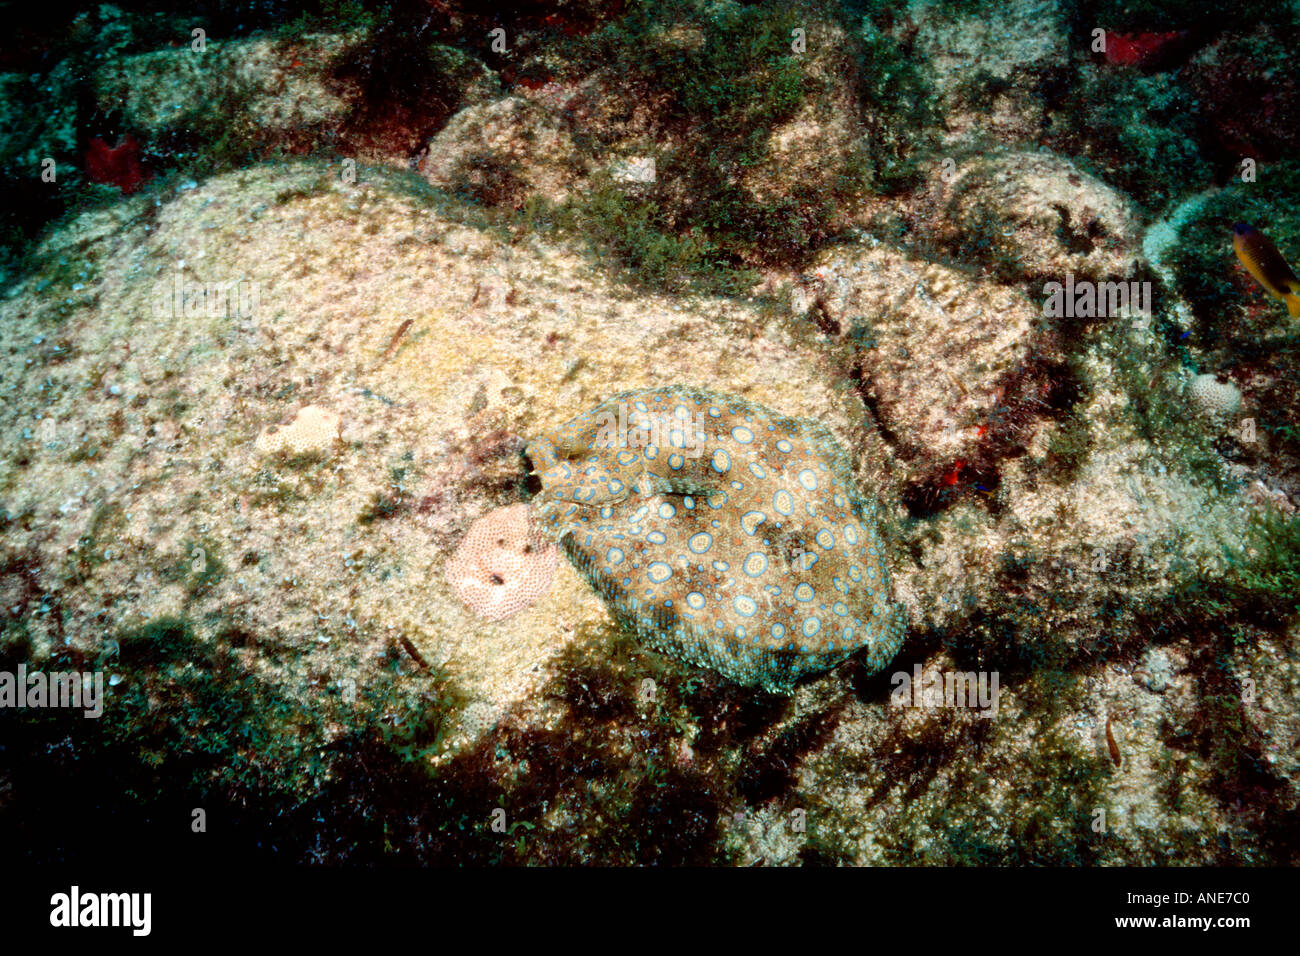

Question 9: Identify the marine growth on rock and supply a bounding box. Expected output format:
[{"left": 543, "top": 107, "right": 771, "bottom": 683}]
[{"left": 525, "top": 385, "right": 907, "bottom": 693}]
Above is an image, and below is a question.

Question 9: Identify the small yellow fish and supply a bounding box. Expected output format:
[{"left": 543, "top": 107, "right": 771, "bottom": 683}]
[{"left": 1233, "top": 223, "right": 1300, "bottom": 317}]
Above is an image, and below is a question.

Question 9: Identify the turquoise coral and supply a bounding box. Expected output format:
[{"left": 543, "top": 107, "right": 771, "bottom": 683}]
[{"left": 525, "top": 386, "right": 907, "bottom": 693}]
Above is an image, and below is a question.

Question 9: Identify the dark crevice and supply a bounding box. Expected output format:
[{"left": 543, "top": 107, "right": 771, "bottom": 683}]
[{"left": 896, "top": 341, "right": 1086, "bottom": 519}]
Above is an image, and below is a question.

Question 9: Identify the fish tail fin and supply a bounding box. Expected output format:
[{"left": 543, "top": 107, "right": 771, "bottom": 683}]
[{"left": 1287, "top": 286, "right": 1300, "bottom": 318}]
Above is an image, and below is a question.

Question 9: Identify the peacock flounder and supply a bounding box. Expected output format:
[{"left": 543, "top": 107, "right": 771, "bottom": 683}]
[{"left": 525, "top": 386, "right": 906, "bottom": 693}]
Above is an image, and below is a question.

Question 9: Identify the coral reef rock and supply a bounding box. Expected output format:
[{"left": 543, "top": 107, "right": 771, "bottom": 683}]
[
  {"left": 916, "top": 150, "right": 1143, "bottom": 283},
  {"left": 421, "top": 95, "right": 585, "bottom": 206}
]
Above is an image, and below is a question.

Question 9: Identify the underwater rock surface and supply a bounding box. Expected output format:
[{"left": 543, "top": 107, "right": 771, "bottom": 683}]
[
  {"left": 6, "top": 0, "right": 1300, "bottom": 867},
  {"left": 526, "top": 386, "right": 906, "bottom": 692}
]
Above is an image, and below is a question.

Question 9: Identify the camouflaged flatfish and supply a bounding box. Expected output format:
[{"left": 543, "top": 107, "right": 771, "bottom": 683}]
[{"left": 525, "top": 386, "right": 907, "bottom": 693}]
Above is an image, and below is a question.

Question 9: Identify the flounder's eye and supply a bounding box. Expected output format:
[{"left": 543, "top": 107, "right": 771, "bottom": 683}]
[{"left": 551, "top": 437, "right": 592, "bottom": 462}]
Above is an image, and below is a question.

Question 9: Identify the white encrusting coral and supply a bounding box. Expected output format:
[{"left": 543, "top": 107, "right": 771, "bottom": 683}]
[
  {"left": 1188, "top": 374, "right": 1242, "bottom": 420},
  {"left": 254, "top": 405, "right": 342, "bottom": 457}
]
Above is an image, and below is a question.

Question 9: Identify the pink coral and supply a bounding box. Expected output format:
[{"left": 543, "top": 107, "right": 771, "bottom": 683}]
[{"left": 444, "top": 504, "right": 559, "bottom": 621}]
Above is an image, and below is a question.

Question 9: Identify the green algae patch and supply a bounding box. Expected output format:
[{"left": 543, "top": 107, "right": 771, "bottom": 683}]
[
  {"left": 535, "top": 0, "right": 936, "bottom": 290},
  {"left": 4, "top": 616, "right": 331, "bottom": 860},
  {"left": 1056, "top": 73, "right": 1207, "bottom": 215},
  {"left": 1166, "top": 508, "right": 1300, "bottom": 632}
]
